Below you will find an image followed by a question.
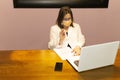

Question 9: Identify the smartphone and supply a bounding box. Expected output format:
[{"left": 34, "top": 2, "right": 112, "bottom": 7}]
[{"left": 54, "top": 62, "right": 63, "bottom": 71}]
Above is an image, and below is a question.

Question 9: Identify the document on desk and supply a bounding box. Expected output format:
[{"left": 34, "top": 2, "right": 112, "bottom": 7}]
[{"left": 53, "top": 47, "right": 80, "bottom": 60}]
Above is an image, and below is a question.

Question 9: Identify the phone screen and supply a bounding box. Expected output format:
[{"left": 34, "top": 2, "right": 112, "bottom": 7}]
[{"left": 54, "top": 62, "right": 63, "bottom": 71}]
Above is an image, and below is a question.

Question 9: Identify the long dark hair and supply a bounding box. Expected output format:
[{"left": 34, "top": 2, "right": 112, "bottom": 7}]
[{"left": 56, "top": 6, "right": 74, "bottom": 29}]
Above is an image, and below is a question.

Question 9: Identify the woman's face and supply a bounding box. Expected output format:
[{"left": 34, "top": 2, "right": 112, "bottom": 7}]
[{"left": 62, "top": 13, "right": 72, "bottom": 28}]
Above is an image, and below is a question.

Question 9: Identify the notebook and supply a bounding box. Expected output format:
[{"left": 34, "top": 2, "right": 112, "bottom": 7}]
[
  {"left": 67, "top": 41, "right": 120, "bottom": 72},
  {"left": 54, "top": 47, "right": 78, "bottom": 60}
]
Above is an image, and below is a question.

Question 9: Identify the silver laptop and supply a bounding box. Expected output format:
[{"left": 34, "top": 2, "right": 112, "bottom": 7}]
[{"left": 67, "top": 41, "right": 120, "bottom": 72}]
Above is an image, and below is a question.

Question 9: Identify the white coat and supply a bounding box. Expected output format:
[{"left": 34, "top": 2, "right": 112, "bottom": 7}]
[{"left": 48, "top": 23, "right": 85, "bottom": 49}]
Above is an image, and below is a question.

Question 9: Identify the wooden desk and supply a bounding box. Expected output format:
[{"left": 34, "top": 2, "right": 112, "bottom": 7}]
[
  {"left": 0, "top": 50, "right": 79, "bottom": 80},
  {"left": 0, "top": 49, "right": 120, "bottom": 80}
]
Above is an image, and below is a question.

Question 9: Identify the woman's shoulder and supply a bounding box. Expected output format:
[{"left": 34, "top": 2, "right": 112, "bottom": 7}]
[
  {"left": 51, "top": 24, "right": 60, "bottom": 31},
  {"left": 73, "top": 22, "right": 80, "bottom": 28}
]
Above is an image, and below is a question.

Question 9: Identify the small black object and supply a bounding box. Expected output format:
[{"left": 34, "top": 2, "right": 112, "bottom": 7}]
[
  {"left": 67, "top": 44, "right": 71, "bottom": 49},
  {"left": 66, "top": 32, "right": 68, "bottom": 36},
  {"left": 74, "top": 60, "right": 79, "bottom": 66},
  {"left": 54, "top": 62, "right": 63, "bottom": 71}
]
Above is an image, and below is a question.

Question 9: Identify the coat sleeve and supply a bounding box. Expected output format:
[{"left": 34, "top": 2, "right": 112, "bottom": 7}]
[
  {"left": 48, "top": 26, "right": 61, "bottom": 49},
  {"left": 76, "top": 24, "right": 85, "bottom": 48}
]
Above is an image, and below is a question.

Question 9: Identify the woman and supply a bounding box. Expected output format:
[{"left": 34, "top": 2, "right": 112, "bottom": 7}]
[{"left": 48, "top": 6, "right": 85, "bottom": 56}]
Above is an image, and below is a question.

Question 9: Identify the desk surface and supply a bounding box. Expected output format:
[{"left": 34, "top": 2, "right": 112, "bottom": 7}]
[{"left": 0, "top": 49, "right": 120, "bottom": 80}]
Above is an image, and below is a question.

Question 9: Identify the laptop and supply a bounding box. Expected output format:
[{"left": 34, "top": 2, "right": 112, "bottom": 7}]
[{"left": 67, "top": 41, "right": 120, "bottom": 72}]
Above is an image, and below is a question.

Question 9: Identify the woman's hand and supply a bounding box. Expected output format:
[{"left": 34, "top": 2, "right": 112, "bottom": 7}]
[
  {"left": 72, "top": 46, "right": 81, "bottom": 56},
  {"left": 59, "top": 29, "right": 66, "bottom": 45}
]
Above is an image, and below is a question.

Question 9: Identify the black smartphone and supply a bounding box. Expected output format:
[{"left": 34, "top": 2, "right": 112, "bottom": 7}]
[{"left": 54, "top": 62, "right": 63, "bottom": 71}]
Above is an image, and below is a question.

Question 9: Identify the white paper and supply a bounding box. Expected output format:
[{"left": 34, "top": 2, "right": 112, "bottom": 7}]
[{"left": 53, "top": 47, "right": 80, "bottom": 60}]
